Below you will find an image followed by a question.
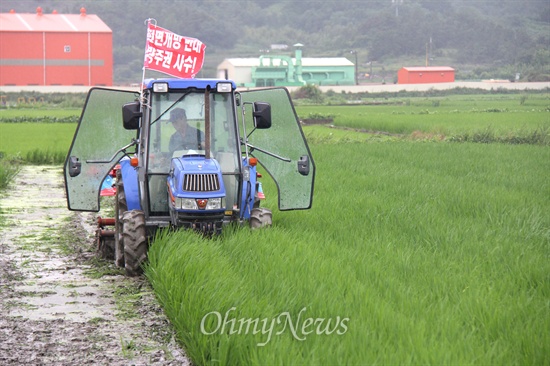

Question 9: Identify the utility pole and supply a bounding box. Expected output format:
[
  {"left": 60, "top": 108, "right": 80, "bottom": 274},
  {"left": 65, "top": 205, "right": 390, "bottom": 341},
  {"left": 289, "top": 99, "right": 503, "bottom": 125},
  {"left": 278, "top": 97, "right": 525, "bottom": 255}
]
[
  {"left": 425, "top": 37, "right": 432, "bottom": 66},
  {"left": 350, "top": 50, "right": 358, "bottom": 85},
  {"left": 426, "top": 43, "right": 429, "bottom": 66},
  {"left": 392, "top": 0, "right": 403, "bottom": 17}
]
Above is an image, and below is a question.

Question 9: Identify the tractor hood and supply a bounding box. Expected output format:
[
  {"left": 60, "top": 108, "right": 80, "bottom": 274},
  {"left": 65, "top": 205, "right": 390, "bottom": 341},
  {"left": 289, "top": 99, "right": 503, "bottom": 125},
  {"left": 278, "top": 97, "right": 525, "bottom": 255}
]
[
  {"left": 168, "top": 156, "right": 226, "bottom": 200},
  {"left": 170, "top": 155, "right": 222, "bottom": 175}
]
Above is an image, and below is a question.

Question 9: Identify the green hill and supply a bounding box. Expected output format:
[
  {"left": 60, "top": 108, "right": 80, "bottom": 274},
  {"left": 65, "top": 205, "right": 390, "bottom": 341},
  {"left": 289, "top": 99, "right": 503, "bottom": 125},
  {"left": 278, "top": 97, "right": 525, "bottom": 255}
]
[{"left": 1, "top": 0, "right": 548, "bottom": 83}]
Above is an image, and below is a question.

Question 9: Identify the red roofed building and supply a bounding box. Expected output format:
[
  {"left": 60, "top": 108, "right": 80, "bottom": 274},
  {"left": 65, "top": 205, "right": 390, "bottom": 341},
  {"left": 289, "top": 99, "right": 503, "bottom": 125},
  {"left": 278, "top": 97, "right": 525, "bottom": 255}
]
[
  {"left": 0, "top": 7, "right": 112, "bottom": 86},
  {"left": 397, "top": 66, "right": 455, "bottom": 84}
]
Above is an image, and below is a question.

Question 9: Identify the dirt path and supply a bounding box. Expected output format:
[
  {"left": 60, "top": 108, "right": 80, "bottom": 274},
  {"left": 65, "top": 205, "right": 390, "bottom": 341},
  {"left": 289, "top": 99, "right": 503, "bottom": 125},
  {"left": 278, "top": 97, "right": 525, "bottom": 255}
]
[{"left": 0, "top": 165, "right": 190, "bottom": 365}]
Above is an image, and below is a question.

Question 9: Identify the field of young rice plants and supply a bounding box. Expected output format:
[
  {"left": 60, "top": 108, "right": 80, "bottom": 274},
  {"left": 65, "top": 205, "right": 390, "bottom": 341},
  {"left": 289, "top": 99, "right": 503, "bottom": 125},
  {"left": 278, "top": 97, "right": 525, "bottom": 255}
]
[
  {"left": 297, "top": 93, "right": 549, "bottom": 143},
  {"left": 0, "top": 123, "right": 76, "bottom": 163},
  {"left": 146, "top": 139, "right": 549, "bottom": 364},
  {"left": 1, "top": 92, "right": 548, "bottom": 364},
  {"left": 0, "top": 108, "right": 78, "bottom": 164}
]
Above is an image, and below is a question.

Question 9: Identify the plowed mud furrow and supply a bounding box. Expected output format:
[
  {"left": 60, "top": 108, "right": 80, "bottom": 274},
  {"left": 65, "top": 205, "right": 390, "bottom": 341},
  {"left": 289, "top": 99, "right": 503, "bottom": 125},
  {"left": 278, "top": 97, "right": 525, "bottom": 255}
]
[{"left": 0, "top": 165, "right": 189, "bottom": 365}]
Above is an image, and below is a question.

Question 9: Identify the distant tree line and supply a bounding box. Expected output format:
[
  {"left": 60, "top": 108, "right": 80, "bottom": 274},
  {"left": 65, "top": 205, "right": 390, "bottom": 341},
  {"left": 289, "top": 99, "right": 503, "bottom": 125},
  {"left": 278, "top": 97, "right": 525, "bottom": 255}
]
[{"left": 1, "top": 0, "right": 548, "bottom": 82}]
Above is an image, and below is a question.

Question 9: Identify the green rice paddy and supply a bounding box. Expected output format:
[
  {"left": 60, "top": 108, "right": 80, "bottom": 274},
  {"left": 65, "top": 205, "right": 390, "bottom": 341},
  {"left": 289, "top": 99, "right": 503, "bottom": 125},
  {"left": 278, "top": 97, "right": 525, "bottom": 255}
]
[
  {"left": 297, "top": 93, "right": 549, "bottom": 140},
  {"left": 146, "top": 140, "right": 549, "bottom": 365},
  {"left": 0, "top": 109, "right": 78, "bottom": 164},
  {"left": 0, "top": 91, "right": 548, "bottom": 364},
  {"left": 145, "top": 92, "right": 550, "bottom": 365}
]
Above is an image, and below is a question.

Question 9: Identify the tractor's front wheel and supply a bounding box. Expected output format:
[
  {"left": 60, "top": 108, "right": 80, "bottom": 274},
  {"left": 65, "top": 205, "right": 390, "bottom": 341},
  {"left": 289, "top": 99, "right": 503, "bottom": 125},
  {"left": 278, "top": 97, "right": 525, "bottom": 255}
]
[
  {"left": 249, "top": 207, "right": 272, "bottom": 229},
  {"left": 122, "top": 210, "right": 148, "bottom": 276}
]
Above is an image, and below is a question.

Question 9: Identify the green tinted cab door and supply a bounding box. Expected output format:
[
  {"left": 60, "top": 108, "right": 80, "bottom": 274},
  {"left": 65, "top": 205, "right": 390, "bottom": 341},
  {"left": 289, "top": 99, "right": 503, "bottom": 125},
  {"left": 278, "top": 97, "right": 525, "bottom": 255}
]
[
  {"left": 240, "top": 88, "right": 315, "bottom": 210},
  {"left": 64, "top": 88, "right": 138, "bottom": 211}
]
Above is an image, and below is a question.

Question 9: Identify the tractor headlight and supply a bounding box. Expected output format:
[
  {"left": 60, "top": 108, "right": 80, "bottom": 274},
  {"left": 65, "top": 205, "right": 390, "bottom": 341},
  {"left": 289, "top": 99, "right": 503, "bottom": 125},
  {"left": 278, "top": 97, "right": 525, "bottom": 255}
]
[
  {"left": 217, "top": 82, "right": 232, "bottom": 93},
  {"left": 206, "top": 197, "right": 225, "bottom": 210},
  {"left": 178, "top": 198, "right": 197, "bottom": 210},
  {"left": 175, "top": 197, "right": 224, "bottom": 210},
  {"left": 153, "top": 82, "right": 168, "bottom": 93}
]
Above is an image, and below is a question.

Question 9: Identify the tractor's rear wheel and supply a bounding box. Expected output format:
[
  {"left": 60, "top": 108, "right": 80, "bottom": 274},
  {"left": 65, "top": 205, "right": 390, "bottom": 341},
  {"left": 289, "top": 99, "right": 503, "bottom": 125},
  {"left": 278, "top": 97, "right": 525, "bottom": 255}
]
[
  {"left": 114, "top": 170, "right": 127, "bottom": 268},
  {"left": 122, "top": 210, "right": 148, "bottom": 277}
]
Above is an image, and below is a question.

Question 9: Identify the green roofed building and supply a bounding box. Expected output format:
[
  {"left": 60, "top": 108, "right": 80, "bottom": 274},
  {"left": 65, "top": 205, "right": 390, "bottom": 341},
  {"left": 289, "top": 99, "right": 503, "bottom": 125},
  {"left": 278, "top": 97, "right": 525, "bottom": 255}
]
[{"left": 217, "top": 46, "right": 355, "bottom": 87}]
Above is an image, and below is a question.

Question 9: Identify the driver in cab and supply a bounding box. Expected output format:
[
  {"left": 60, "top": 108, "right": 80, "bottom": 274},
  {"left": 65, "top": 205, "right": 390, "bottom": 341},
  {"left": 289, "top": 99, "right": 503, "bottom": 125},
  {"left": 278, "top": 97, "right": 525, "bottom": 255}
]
[{"left": 169, "top": 108, "right": 205, "bottom": 151}]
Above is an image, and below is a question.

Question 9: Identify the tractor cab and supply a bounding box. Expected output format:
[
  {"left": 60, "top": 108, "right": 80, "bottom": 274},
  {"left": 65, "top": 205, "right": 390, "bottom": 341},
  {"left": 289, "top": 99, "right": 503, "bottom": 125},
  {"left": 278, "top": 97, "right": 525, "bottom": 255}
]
[{"left": 64, "top": 79, "right": 315, "bottom": 238}]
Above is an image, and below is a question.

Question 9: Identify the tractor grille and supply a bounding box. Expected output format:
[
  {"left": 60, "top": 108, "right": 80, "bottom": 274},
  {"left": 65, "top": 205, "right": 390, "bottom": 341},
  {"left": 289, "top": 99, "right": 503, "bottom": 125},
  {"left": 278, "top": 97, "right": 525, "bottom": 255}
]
[{"left": 183, "top": 173, "right": 220, "bottom": 192}]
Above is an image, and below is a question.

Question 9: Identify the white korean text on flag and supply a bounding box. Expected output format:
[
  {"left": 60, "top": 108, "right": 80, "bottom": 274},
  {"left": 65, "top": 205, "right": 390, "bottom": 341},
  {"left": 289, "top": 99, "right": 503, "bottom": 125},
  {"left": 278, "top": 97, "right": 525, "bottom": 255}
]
[{"left": 144, "top": 23, "right": 206, "bottom": 79}]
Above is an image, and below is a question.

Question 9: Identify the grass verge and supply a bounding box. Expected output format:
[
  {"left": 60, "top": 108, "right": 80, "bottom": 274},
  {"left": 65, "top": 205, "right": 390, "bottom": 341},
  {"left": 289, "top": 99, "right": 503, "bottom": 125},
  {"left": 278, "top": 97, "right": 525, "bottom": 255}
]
[{"left": 0, "top": 158, "right": 20, "bottom": 190}]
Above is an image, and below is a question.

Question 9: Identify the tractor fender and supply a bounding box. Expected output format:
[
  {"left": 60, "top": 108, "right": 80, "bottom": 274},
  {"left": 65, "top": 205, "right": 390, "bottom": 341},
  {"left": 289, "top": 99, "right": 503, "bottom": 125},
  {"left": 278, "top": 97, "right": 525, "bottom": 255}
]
[
  {"left": 119, "top": 158, "right": 141, "bottom": 210},
  {"left": 240, "top": 162, "right": 257, "bottom": 219}
]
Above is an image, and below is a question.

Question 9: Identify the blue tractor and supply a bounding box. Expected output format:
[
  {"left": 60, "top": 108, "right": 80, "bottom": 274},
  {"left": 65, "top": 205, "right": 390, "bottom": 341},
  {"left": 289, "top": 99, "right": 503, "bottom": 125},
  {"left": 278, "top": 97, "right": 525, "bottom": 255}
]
[{"left": 64, "top": 79, "right": 315, "bottom": 275}]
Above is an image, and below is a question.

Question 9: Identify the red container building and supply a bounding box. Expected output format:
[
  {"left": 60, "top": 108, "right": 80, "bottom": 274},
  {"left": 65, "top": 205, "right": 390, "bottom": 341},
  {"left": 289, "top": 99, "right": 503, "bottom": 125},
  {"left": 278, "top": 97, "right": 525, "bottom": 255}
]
[
  {"left": 0, "top": 7, "right": 112, "bottom": 86},
  {"left": 397, "top": 66, "right": 455, "bottom": 84}
]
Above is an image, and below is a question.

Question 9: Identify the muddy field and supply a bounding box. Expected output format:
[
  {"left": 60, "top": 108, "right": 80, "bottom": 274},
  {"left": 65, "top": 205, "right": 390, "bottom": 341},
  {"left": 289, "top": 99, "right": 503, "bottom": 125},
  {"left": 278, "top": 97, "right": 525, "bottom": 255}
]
[{"left": 0, "top": 166, "right": 190, "bottom": 365}]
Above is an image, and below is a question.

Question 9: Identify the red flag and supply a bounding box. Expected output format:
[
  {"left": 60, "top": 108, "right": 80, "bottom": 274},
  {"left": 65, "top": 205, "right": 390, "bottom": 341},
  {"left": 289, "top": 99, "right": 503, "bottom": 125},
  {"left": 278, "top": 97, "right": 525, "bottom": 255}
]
[{"left": 144, "top": 23, "right": 206, "bottom": 78}]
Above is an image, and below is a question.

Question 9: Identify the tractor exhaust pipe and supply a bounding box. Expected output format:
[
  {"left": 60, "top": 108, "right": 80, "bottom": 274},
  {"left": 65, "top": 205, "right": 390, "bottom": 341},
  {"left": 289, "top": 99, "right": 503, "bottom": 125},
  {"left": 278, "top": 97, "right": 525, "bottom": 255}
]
[{"left": 204, "top": 87, "right": 211, "bottom": 159}]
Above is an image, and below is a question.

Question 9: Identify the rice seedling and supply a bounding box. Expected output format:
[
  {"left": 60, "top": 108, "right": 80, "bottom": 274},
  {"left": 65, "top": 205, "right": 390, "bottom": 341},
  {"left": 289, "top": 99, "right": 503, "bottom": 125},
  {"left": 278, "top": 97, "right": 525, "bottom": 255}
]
[{"left": 0, "top": 158, "right": 20, "bottom": 190}]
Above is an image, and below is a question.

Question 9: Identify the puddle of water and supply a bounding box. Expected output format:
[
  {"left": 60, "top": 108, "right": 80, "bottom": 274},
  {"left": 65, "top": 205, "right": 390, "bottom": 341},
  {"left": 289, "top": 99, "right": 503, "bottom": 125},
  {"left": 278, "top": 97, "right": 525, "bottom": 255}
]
[{"left": 10, "top": 283, "right": 116, "bottom": 322}]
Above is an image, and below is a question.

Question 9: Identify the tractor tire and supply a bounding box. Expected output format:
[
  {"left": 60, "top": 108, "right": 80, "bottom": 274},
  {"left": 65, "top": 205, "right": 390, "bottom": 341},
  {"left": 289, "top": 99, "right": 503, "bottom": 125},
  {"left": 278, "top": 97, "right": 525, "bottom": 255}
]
[
  {"left": 249, "top": 207, "right": 272, "bottom": 229},
  {"left": 114, "top": 170, "right": 127, "bottom": 268},
  {"left": 122, "top": 210, "right": 148, "bottom": 277}
]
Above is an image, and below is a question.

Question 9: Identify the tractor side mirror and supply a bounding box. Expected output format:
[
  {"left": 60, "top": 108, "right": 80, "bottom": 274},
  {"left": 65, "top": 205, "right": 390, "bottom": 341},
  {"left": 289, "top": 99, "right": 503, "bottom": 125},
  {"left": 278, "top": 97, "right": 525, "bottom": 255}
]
[
  {"left": 253, "top": 102, "right": 271, "bottom": 129},
  {"left": 122, "top": 101, "right": 142, "bottom": 130}
]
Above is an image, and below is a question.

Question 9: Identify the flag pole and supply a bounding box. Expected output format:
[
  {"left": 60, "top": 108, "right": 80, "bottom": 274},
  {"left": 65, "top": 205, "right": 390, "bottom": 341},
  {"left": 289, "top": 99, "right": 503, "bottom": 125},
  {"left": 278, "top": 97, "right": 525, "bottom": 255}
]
[{"left": 141, "top": 18, "right": 156, "bottom": 99}]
